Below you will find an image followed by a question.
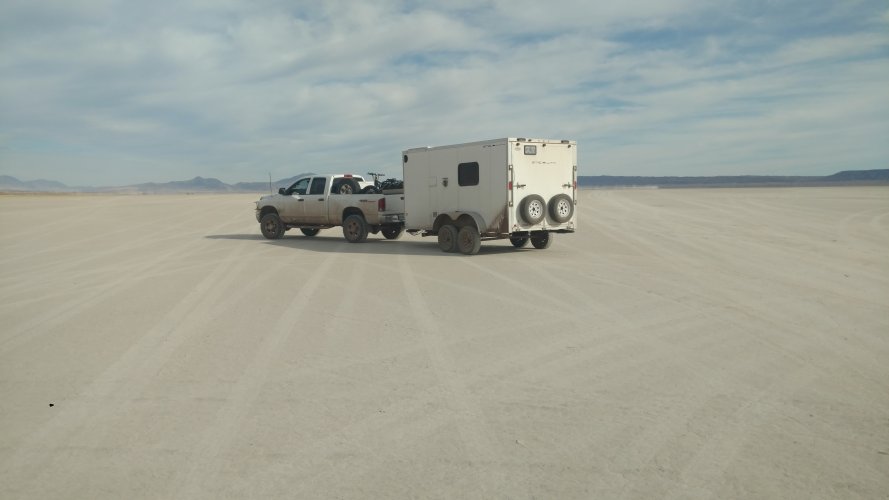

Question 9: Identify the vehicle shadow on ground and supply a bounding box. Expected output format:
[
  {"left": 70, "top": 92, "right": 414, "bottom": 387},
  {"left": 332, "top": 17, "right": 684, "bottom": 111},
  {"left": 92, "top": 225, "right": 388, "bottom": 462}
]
[{"left": 205, "top": 233, "right": 530, "bottom": 257}]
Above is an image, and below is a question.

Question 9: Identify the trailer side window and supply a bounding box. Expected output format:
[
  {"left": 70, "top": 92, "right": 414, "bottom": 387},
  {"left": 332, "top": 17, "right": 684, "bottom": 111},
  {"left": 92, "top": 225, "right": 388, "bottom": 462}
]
[{"left": 458, "top": 162, "right": 479, "bottom": 186}]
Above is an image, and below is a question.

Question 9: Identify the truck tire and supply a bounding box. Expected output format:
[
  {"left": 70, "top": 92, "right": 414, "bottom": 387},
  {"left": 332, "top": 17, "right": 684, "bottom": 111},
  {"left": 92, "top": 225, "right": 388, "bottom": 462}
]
[
  {"left": 342, "top": 214, "right": 368, "bottom": 243},
  {"left": 457, "top": 226, "right": 481, "bottom": 255},
  {"left": 519, "top": 195, "right": 546, "bottom": 224},
  {"left": 333, "top": 179, "right": 360, "bottom": 195},
  {"left": 300, "top": 228, "right": 320, "bottom": 237},
  {"left": 381, "top": 226, "right": 403, "bottom": 240},
  {"left": 549, "top": 194, "right": 574, "bottom": 223},
  {"left": 260, "top": 213, "right": 285, "bottom": 240},
  {"left": 510, "top": 236, "right": 529, "bottom": 248},
  {"left": 530, "top": 231, "right": 552, "bottom": 249},
  {"left": 437, "top": 225, "right": 458, "bottom": 252}
]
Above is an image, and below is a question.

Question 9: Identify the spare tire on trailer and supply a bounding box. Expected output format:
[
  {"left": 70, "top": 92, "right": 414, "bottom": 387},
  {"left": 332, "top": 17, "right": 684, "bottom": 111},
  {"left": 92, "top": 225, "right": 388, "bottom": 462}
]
[
  {"left": 548, "top": 194, "right": 574, "bottom": 223},
  {"left": 519, "top": 195, "right": 546, "bottom": 224}
]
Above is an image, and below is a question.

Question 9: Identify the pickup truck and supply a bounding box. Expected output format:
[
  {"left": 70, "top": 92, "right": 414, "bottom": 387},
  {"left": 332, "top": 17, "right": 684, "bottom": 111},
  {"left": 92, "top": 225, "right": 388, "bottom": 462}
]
[{"left": 255, "top": 174, "right": 405, "bottom": 242}]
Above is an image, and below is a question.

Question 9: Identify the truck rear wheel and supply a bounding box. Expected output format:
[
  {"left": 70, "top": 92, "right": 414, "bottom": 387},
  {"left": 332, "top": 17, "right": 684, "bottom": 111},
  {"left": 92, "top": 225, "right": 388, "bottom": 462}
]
[
  {"left": 530, "top": 231, "right": 552, "bottom": 249},
  {"left": 519, "top": 195, "right": 546, "bottom": 224},
  {"left": 300, "top": 228, "right": 320, "bottom": 237},
  {"left": 510, "top": 236, "right": 529, "bottom": 248},
  {"left": 342, "top": 215, "right": 368, "bottom": 243},
  {"left": 549, "top": 194, "right": 574, "bottom": 223},
  {"left": 260, "top": 213, "right": 285, "bottom": 240},
  {"left": 382, "top": 226, "right": 403, "bottom": 240},
  {"left": 437, "top": 225, "right": 458, "bottom": 252},
  {"left": 457, "top": 226, "right": 481, "bottom": 255}
]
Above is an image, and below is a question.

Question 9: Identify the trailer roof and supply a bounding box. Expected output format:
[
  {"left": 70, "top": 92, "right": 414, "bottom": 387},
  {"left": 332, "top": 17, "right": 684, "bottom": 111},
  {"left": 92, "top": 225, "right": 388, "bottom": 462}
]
[{"left": 402, "top": 137, "right": 576, "bottom": 153}]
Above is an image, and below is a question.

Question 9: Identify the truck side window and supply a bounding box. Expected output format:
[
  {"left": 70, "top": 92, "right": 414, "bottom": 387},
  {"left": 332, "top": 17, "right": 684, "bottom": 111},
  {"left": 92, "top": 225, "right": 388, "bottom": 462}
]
[
  {"left": 289, "top": 178, "right": 310, "bottom": 195},
  {"left": 309, "top": 177, "right": 327, "bottom": 195},
  {"left": 458, "top": 162, "right": 479, "bottom": 186}
]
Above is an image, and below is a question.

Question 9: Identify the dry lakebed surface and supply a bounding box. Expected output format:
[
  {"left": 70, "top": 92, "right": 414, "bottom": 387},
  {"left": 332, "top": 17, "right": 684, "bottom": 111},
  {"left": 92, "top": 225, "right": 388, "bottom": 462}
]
[{"left": 1, "top": 187, "right": 887, "bottom": 499}]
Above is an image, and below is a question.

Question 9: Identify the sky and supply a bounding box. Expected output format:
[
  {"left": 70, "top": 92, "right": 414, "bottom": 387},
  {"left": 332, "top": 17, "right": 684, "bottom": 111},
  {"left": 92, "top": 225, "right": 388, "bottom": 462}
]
[{"left": 1, "top": 0, "right": 888, "bottom": 186}]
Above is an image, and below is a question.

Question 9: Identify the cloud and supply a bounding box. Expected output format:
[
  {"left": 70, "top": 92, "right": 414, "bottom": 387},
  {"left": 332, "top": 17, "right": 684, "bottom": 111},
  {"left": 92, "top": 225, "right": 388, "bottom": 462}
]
[{"left": 0, "top": 0, "right": 887, "bottom": 185}]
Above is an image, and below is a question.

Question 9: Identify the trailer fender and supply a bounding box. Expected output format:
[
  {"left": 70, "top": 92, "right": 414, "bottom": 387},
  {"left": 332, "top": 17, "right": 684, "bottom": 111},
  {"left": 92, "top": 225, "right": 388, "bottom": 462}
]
[
  {"left": 454, "top": 212, "right": 486, "bottom": 233},
  {"left": 433, "top": 212, "right": 486, "bottom": 234}
]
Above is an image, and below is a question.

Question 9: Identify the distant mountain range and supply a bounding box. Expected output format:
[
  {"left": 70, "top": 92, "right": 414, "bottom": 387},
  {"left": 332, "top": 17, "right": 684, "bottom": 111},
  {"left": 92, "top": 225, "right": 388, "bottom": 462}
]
[
  {"left": 1, "top": 169, "right": 887, "bottom": 193},
  {"left": 0, "top": 173, "right": 314, "bottom": 194},
  {"left": 577, "top": 169, "right": 889, "bottom": 188}
]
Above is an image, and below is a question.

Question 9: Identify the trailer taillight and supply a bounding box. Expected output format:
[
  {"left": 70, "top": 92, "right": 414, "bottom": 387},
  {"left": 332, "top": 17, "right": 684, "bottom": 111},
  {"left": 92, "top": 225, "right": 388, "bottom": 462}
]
[
  {"left": 508, "top": 181, "right": 513, "bottom": 190},
  {"left": 573, "top": 180, "right": 576, "bottom": 189},
  {"left": 378, "top": 198, "right": 386, "bottom": 211}
]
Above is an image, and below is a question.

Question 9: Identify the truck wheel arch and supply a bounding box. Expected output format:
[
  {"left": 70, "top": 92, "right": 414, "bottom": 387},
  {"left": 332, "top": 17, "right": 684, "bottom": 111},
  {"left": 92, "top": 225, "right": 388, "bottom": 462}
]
[
  {"left": 259, "top": 206, "right": 279, "bottom": 218},
  {"left": 342, "top": 207, "right": 365, "bottom": 224}
]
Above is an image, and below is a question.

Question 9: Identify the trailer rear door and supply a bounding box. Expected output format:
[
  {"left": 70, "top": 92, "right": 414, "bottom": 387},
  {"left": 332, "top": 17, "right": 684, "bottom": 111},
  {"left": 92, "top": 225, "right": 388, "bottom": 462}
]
[{"left": 509, "top": 139, "right": 576, "bottom": 229}]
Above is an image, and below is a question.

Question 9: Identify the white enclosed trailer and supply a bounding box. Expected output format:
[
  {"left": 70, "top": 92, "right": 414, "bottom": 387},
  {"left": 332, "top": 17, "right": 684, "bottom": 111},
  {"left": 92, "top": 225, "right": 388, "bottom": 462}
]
[{"left": 402, "top": 137, "right": 577, "bottom": 254}]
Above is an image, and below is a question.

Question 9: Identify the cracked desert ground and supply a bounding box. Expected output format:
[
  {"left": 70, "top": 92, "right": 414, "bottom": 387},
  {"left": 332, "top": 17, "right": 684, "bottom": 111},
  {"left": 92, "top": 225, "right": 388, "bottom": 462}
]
[{"left": 1, "top": 187, "right": 887, "bottom": 499}]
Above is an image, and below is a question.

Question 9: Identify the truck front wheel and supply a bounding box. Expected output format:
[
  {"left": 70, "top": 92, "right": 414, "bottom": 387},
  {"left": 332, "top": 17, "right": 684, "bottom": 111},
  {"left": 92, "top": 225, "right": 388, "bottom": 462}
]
[
  {"left": 342, "top": 215, "right": 369, "bottom": 243},
  {"left": 260, "top": 213, "right": 285, "bottom": 240}
]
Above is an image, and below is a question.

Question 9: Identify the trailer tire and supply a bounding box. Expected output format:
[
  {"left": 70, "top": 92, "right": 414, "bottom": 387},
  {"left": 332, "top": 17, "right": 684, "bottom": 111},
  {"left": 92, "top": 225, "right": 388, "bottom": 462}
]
[
  {"left": 510, "top": 236, "right": 529, "bottom": 248},
  {"left": 519, "top": 195, "right": 546, "bottom": 224},
  {"left": 300, "top": 228, "right": 320, "bottom": 237},
  {"left": 342, "top": 214, "right": 368, "bottom": 243},
  {"left": 260, "top": 213, "right": 285, "bottom": 240},
  {"left": 382, "top": 226, "right": 403, "bottom": 240},
  {"left": 437, "top": 225, "right": 458, "bottom": 253},
  {"left": 530, "top": 231, "right": 552, "bottom": 249},
  {"left": 457, "top": 226, "right": 481, "bottom": 255},
  {"left": 333, "top": 179, "right": 361, "bottom": 195},
  {"left": 548, "top": 194, "right": 574, "bottom": 223}
]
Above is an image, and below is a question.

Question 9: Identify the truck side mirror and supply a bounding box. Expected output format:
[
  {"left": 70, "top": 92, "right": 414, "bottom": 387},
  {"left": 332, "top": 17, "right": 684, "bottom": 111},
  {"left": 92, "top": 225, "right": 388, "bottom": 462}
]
[{"left": 278, "top": 187, "right": 286, "bottom": 195}]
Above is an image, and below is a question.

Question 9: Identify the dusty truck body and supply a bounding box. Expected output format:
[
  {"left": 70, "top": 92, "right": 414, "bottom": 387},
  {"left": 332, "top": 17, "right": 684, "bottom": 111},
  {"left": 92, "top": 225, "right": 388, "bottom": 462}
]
[
  {"left": 402, "top": 137, "right": 577, "bottom": 254},
  {"left": 255, "top": 174, "right": 405, "bottom": 242}
]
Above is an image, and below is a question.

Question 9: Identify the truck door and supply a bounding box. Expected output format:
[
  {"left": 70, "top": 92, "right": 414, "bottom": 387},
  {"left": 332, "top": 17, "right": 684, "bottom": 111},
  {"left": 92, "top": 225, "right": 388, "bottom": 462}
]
[
  {"left": 304, "top": 177, "right": 328, "bottom": 223},
  {"left": 511, "top": 140, "right": 576, "bottom": 227},
  {"left": 279, "top": 177, "right": 311, "bottom": 223}
]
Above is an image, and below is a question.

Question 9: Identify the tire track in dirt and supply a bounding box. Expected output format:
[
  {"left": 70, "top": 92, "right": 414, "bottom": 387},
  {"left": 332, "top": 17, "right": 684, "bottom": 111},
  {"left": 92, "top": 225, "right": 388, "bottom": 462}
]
[
  {"left": 0, "top": 234, "right": 280, "bottom": 489},
  {"left": 0, "top": 216, "right": 251, "bottom": 354},
  {"left": 0, "top": 199, "right": 235, "bottom": 296},
  {"left": 394, "top": 252, "right": 510, "bottom": 497},
  {"left": 659, "top": 367, "right": 821, "bottom": 500},
  {"left": 173, "top": 246, "right": 344, "bottom": 498}
]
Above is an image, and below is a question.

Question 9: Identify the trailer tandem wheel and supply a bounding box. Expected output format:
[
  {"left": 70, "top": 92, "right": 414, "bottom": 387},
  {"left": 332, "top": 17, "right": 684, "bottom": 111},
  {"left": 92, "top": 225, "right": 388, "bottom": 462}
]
[
  {"left": 457, "top": 226, "right": 481, "bottom": 255},
  {"left": 510, "top": 236, "right": 529, "bottom": 248},
  {"left": 530, "top": 231, "right": 553, "bottom": 249},
  {"left": 437, "top": 225, "right": 458, "bottom": 252}
]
